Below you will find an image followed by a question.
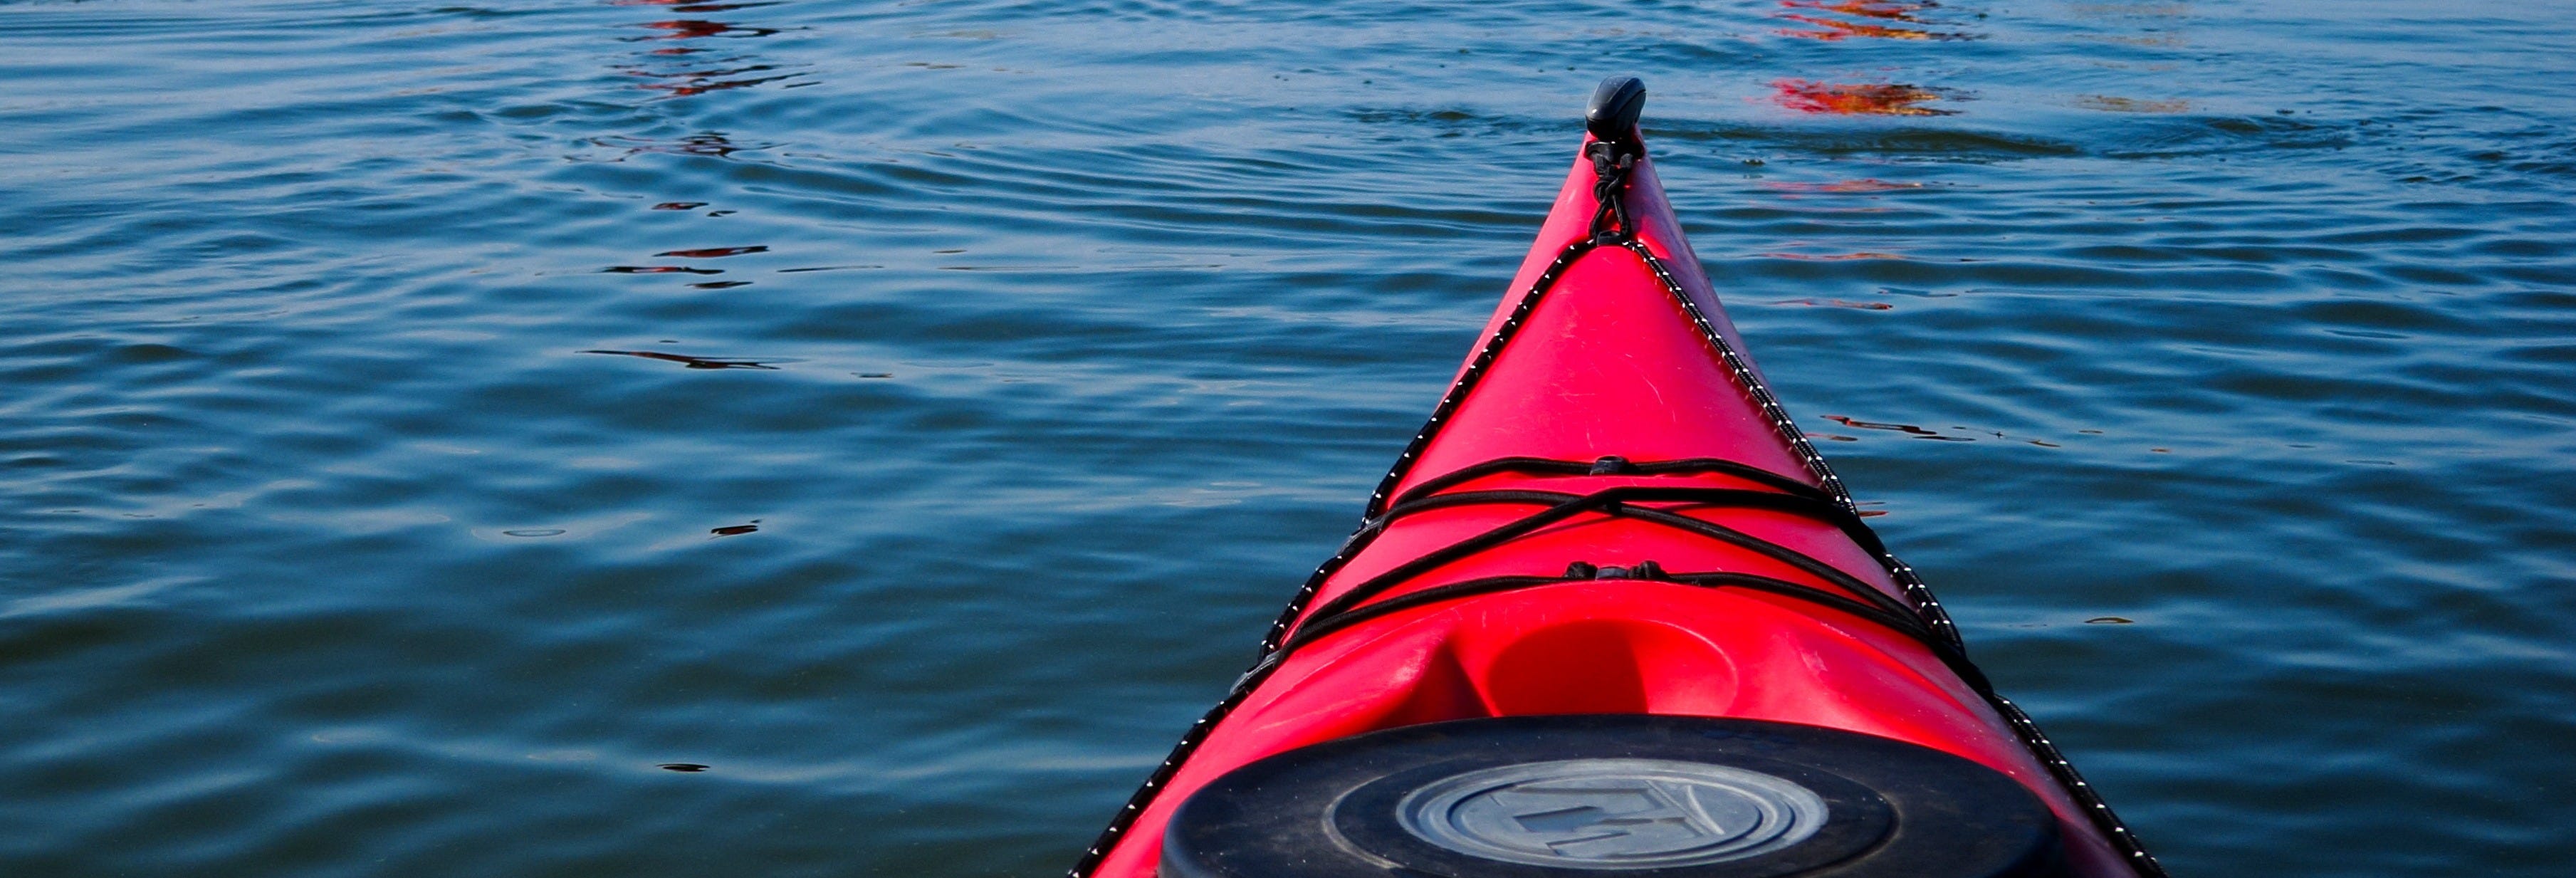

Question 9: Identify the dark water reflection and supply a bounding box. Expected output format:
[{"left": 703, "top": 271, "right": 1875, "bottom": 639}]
[
  {"left": 581, "top": 350, "right": 783, "bottom": 370},
  {"left": 1, "top": 0, "right": 2571, "bottom": 876}
]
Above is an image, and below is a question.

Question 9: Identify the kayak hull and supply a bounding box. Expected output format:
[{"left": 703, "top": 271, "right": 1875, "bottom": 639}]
[{"left": 1074, "top": 113, "right": 2150, "bottom": 878}]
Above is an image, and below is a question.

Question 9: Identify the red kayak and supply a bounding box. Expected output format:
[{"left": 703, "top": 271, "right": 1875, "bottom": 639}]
[{"left": 1072, "top": 78, "right": 2161, "bottom": 878}]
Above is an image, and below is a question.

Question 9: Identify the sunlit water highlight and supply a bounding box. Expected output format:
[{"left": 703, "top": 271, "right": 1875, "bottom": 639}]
[{"left": 1, "top": 1, "right": 2571, "bottom": 876}]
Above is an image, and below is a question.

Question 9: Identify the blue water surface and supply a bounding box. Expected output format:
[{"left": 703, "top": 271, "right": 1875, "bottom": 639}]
[{"left": 2, "top": 1, "right": 2570, "bottom": 875}]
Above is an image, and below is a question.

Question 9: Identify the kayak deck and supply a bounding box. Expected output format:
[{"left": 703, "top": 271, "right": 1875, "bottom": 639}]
[{"left": 1071, "top": 82, "right": 2159, "bottom": 878}]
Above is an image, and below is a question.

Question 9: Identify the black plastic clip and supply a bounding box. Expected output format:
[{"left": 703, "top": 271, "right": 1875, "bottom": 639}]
[
  {"left": 1588, "top": 455, "right": 1637, "bottom": 475},
  {"left": 1564, "top": 560, "right": 1667, "bottom": 580}
]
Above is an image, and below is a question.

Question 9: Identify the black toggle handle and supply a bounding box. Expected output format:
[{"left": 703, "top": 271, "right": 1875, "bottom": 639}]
[{"left": 1586, "top": 75, "right": 1648, "bottom": 145}]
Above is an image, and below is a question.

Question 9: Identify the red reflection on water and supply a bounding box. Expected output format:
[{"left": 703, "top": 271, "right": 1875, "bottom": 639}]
[
  {"left": 1779, "top": 14, "right": 1943, "bottom": 40},
  {"left": 652, "top": 202, "right": 708, "bottom": 210},
  {"left": 1785, "top": 0, "right": 1934, "bottom": 20},
  {"left": 582, "top": 350, "right": 779, "bottom": 370},
  {"left": 604, "top": 266, "right": 722, "bottom": 275},
  {"left": 607, "top": 0, "right": 804, "bottom": 98},
  {"left": 1776, "top": 1, "right": 1972, "bottom": 40},
  {"left": 711, "top": 523, "right": 759, "bottom": 535},
  {"left": 1774, "top": 80, "right": 1956, "bottom": 115},
  {"left": 632, "top": 19, "right": 778, "bottom": 41},
  {"left": 655, "top": 246, "right": 767, "bottom": 258}
]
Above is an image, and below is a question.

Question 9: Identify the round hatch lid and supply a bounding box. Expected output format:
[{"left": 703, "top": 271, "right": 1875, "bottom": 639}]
[{"left": 1158, "top": 714, "right": 2070, "bottom": 878}]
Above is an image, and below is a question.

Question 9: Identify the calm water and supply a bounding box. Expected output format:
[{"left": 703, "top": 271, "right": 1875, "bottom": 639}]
[{"left": 4, "top": 0, "right": 2571, "bottom": 874}]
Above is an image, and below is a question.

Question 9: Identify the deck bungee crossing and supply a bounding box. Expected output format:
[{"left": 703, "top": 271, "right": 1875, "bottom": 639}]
[{"left": 1072, "top": 79, "right": 2162, "bottom": 878}]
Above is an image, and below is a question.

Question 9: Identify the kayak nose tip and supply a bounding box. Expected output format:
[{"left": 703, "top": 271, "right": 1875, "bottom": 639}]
[{"left": 1586, "top": 75, "right": 1648, "bottom": 146}]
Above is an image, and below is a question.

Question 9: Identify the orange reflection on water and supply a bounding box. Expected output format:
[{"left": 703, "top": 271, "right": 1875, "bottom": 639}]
[{"left": 1774, "top": 80, "right": 1955, "bottom": 115}]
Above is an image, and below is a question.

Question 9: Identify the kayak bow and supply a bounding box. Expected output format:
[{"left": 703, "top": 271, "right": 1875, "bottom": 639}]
[{"left": 1072, "top": 78, "right": 2160, "bottom": 878}]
